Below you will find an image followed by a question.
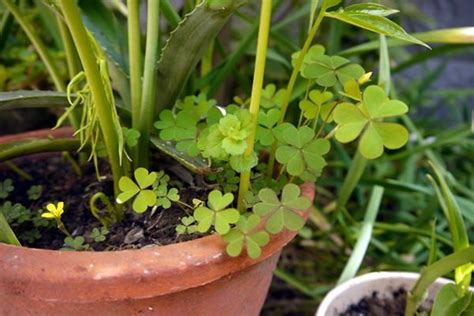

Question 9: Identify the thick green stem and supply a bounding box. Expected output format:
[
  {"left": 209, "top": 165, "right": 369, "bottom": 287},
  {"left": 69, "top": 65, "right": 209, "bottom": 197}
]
[
  {"left": 60, "top": 0, "right": 125, "bottom": 194},
  {"left": 237, "top": 0, "right": 272, "bottom": 211},
  {"left": 0, "top": 138, "right": 81, "bottom": 162},
  {"left": 136, "top": 0, "right": 160, "bottom": 168},
  {"left": 0, "top": 211, "right": 21, "bottom": 246},
  {"left": 267, "top": 1, "right": 327, "bottom": 177},
  {"left": 3, "top": 0, "right": 65, "bottom": 92},
  {"left": 128, "top": 0, "right": 143, "bottom": 138},
  {"left": 405, "top": 246, "right": 474, "bottom": 316}
]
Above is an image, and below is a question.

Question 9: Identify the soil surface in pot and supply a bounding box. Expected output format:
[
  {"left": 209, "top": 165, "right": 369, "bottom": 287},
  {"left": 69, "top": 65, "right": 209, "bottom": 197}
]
[
  {"left": 339, "top": 288, "right": 428, "bottom": 316},
  {"left": 1, "top": 155, "right": 210, "bottom": 250}
]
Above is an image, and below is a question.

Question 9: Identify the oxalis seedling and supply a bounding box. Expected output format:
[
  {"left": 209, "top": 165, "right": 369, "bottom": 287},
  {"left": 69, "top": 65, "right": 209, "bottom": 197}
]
[{"left": 1, "top": 1, "right": 427, "bottom": 259}]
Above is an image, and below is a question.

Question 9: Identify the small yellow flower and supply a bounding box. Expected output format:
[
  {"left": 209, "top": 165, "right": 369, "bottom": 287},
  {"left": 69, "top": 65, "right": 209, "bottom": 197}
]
[
  {"left": 358, "top": 72, "right": 373, "bottom": 85},
  {"left": 41, "top": 202, "right": 65, "bottom": 219}
]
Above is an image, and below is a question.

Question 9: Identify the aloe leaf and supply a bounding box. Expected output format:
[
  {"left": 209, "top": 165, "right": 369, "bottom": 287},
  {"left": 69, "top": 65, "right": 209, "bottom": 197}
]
[
  {"left": 156, "top": 0, "right": 247, "bottom": 112},
  {"left": 0, "top": 91, "right": 71, "bottom": 110},
  {"left": 150, "top": 137, "right": 211, "bottom": 174},
  {"left": 0, "top": 138, "right": 81, "bottom": 162}
]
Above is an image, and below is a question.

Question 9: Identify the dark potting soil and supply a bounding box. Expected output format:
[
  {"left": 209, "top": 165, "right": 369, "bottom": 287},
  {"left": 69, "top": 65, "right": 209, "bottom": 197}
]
[
  {"left": 0, "top": 154, "right": 210, "bottom": 250},
  {"left": 339, "top": 288, "right": 419, "bottom": 316}
]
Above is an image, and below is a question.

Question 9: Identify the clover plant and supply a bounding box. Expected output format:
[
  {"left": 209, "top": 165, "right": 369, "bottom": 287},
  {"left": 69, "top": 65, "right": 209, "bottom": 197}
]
[{"left": 0, "top": 0, "right": 427, "bottom": 259}]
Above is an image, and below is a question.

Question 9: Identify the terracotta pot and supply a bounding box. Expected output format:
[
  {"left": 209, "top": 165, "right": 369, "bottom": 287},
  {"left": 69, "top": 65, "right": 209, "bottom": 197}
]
[
  {"left": 0, "top": 129, "right": 315, "bottom": 316},
  {"left": 316, "top": 272, "right": 474, "bottom": 316}
]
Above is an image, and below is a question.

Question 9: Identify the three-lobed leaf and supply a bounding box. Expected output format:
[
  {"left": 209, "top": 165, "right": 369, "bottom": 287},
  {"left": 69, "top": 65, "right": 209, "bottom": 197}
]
[
  {"left": 116, "top": 168, "right": 158, "bottom": 213},
  {"left": 334, "top": 85, "right": 409, "bottom": 159},
  {"left": 194, "top": 190, "right": 240, "bottom": 235}
]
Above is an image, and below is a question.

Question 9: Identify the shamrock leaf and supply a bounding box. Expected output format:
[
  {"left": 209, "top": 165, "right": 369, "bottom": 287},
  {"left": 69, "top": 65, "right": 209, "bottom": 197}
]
[
  {"left": 275, "top": 125, "right": 331, "bottom": 181},
  {"left": 27, "top": 185, "right": 43, "bottom": 201},
  {"left": 207, "top": 168, "right": 240, "bottom": 193},
  {"left": 301, "top": 54, "right": 365, "bottom": 87},
  {"left": 256, "top": 108, "right": 281, "bottom": 146},
  {"left": 253, "top": 184, "right": 311, "bottom": 234},
  {"left": 292, "top": 45, "right": 326, "bottom": 68},
  {"left": 260, "top": 84, "right": 285, "bottom": 109},
  {"left": 299, "top": 90, "right": 336, "bottom": 121},
  {"left": 176, "top": 216, "right": 197, "bottom": 235},
  {"left": 0, "top": 178, "right": 14, "bottom": 199},
  {"left": 63, "top": 236, "right": 89, "bottom": 251},
  {"left": 116, "top": 168, "right": 158, "bottom": 213},
  {"left": 176, "top": 93, "right": 217, "bottom": 119},
  {"left": 193, "top": 190, "right": 240, "bottom": 235},
  {"left": 91, "top": 227, "right": 109, "bottom": 242},
  {"left": 154, "top": 109, "right": 198, "bottom": 142},
  {"left": 122, "top": 127, "right": 141, "bottom": 147},
  {"left": 223, "top": 214, "right": 270, "bottom": 259},
  {"left": 334, "top": 85, "right": 409, "bottom": 159},
  {"left": 1, "top": 202, "right": 30, "bottom": 224},
  {"left": 155, "top": 184, "right": 180, "bottom": 209}
]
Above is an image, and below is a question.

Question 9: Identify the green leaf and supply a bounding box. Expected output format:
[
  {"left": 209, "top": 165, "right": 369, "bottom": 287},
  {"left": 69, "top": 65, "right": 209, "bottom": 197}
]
[
  {"left": 27, "top": 185, "right": 43, "bottom": 201},
  {"left": 432, "top": 284, "right": 472, "bottom": 316},
  {"left": 276, "top": 126, "right": 330, "bottom": 180},
  {"left": 122, "top": 127, "right": 141, "bottom": 147},
  {"left": 0, "top": 179, "right": 14, "bottom": 199},
  {"left": 0, "top": 91, "right": 71, "bottom": 111},
  {"left": 344, "top": 3, "right": 399, "bottom": 17},
  {"left": 325, "top": 10, "right": 429, "bottom": 48},
  {"left": 299, "top": 90, "right": 336, "bottom": 121},
  {"left": 176, "top": 216, "right": 197, "bottom": 235},
  {"left": 223, "top": 214, "right": 269, "bottom": 259},
  {"left": 116, "top": 168, "right": 158, "bottom": 213},
  {"left": 302, "top": 54, "right": 365, "bottom": 87},
  {"left": 253, "top": 184, "right": 310, "bottom": 234},
  {"left": 334, "top": 85, "right": 409, "bottom": 159},
  {"left": 194, "top": 190, "right": 240, "bottom": 235}
]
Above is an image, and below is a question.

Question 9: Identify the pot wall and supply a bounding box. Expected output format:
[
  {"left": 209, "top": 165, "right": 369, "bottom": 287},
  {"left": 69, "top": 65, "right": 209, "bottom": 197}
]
[{"left": 0, "top": 128, "right": 316, "bottom": 316}]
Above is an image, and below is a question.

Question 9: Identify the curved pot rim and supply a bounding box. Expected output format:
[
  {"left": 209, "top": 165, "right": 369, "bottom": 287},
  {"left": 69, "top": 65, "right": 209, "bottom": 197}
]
[
  {"left": 316, "top": 271, "right": 467, "bottom": 316},
  {"left": 0, "top": 128, "right": 315, "bottom": 302}
]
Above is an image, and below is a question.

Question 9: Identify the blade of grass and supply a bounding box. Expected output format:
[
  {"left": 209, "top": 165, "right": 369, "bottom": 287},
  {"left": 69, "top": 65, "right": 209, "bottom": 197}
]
[
  {"left": 338, "top": 186, "right": 384, "bottom": 284},
  {"left": 0, "top": 211, "right": 21, "bottom": 246}
]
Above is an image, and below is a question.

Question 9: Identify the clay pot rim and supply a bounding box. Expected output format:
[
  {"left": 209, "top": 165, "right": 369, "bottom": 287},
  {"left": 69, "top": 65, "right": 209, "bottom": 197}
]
[{"left": 0, "top": 128, "right": 315, "bottom": 302}]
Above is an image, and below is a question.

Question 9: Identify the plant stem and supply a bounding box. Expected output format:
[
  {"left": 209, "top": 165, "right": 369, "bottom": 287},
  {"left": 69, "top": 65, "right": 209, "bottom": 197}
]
[
  {"left": 405, "top": 246, "right": 474, "bottom": 316},
  {"left": 3, "top": 0, "right": 65, "bottom": 92},
  {"left": 0, "top": 138, "right": 81, "bottom": 162},
  {"left": 161, "top": 0, "right": 181, "bottom": 28},
  {"left": 267, "top": 1, "right": 327, "bottom": 177},
  {"left": 237, "top": 0, "right": 272, "bottom": 212},
  {"left": 136, "top": 0, "right": 161, "bottom": 168},
  {"left": 60, "top": 0, "right": 125, "bottom": 194},
  {"left": 128, "top": 0, "right": 143, "bottom": 144},
  {"left": 5, "top": 161, "right": 33, "bottom": 181},
  {"left": 0, "top": 211, "right": 21, "bottom": 246}
]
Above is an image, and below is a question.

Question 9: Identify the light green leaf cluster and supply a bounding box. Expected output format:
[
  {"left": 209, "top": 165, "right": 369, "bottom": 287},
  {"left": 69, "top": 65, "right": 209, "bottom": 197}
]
[
  {"left": 253, "top": 184, "right": 311, "bottom": 234},
  {"left": 260, "top": 84, "right": 285, "bottom": 109},
  {"left": 334, "top": 85, "right": 409, "bottom": 159},
  {"left": 198, "top": 109, "right": 257, "bottom": 172},
  {"left": 154, "top": 172, "right": 180, "bottom": 209},
  {"left": 256, "top": 108, "right": 281, "bottom": 146},
  {"left": 275, "top": 125, "right": 331, "bottom": 181}
]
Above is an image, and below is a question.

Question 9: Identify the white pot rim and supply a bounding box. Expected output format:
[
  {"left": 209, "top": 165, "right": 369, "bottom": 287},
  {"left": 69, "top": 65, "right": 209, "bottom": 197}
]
[{"left": 316, "top": 272, "right": 455, "bottom": 316}]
